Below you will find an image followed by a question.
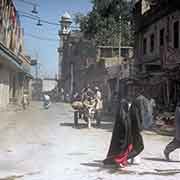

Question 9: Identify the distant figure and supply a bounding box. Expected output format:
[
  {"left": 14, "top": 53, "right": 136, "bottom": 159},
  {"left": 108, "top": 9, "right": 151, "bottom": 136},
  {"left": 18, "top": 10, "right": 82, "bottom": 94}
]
[
  {"left": 72, "top": 92, "right": 81, "bottom": 102},
  {"left": 81, "top": 84, "right": 94, "bottom": 101},
  {"left": 136, "top": 91, "right": 149, "bottom": 129},
  {"left": 164, "top": 101, "right": 180, "bottom": 161},
  {"left": 43, "top": 93, "right": 51, "bottom": 109},
  {"left": 147, "top": 97, "right": 156, "bottom": 129},
  {"left": 94, "top": 86, "right": 103, "bottom": 126},
  {"left": 72, "top": 92, "right": 83, "bottom": 127},
  {"left": 21, "top": 91, "right": 29, "bottom": 110},
  {"left": 60, "top": 88, "right": 65, "bottom": 101},
  {"left": 65, "top": 93, "right": 70, "bottom": 102}
]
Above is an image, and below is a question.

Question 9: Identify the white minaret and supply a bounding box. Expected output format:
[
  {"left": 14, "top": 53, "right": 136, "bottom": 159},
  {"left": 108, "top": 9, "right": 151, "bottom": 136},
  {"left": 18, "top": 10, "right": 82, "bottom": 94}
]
[{"left": 58, "top": 12, "right": 72, "bottom": 81}]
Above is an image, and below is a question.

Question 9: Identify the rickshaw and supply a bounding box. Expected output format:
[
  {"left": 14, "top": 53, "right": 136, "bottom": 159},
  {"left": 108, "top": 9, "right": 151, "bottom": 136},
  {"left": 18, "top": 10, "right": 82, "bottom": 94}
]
[{"left": 72, "top": 98, "right": 96, "bottom": 128}]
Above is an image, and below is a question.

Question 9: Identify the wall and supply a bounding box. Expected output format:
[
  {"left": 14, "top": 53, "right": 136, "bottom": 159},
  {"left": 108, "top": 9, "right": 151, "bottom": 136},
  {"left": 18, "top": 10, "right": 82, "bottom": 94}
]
[
  {"left": 136, "top": 9, "right": 180, "bottom": 70},
  {"left": 0, "top": 67, "right": 9, "bottom": 108},
  {"left": 42, "top": 79, "right": 58, "bottom": 92}
]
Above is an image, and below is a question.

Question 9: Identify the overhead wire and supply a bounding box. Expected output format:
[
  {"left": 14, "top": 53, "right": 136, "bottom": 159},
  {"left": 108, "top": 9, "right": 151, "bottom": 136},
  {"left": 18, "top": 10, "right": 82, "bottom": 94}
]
[
  {"left": 18, "top": 10, "right": 79, "bottom": 28},
  {"left": 24, "top": 32, "right": 59, "bottom": 42},
  {"left": 14, "top": 0, "right": 39, "bottom": 6}
]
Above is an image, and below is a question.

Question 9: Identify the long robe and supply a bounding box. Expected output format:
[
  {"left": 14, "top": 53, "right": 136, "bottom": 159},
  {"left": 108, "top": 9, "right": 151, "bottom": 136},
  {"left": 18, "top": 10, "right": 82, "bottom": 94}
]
[
  {"left": 128, "top": 98, "right": 144, "bottom": 159},
  {"left": 103, "top": 99, "right": 132, "bottom": 166},
  {"left": 175, "top": 106, "right": 180, "bottom": 141}
]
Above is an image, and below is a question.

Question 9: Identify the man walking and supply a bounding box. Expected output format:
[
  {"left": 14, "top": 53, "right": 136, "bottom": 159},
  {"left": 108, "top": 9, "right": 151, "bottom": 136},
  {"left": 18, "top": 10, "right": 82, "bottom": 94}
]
[
  {"left": 94, "top": 86, "right": 103, "bottom": 126},
  {"left": 164, "top": 101, "right": 180, "bottom": 161}
]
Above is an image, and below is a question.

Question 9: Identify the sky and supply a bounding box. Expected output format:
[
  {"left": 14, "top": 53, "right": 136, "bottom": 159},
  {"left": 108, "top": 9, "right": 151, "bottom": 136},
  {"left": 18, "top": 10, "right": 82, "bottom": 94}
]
[{"left": 13, "top": 0, "right": 92, "bottom": 78}]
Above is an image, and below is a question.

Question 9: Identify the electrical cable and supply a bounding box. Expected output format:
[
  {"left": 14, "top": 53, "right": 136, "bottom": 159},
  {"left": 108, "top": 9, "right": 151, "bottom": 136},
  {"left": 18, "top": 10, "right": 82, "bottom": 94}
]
[
  {"left": 14, "top": 0, "right": 39, "bottom": 6},
  {"left": 25, "top": 32, "right": 59, "bottom": 42},
  {"left": 18, "top": 11, "right": 79, "bottom": 28}
]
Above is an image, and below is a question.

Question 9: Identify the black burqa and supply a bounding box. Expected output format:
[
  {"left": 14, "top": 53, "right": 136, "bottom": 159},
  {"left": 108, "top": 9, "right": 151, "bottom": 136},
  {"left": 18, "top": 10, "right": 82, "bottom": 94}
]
[
  {"left": 103, "top": 99, "right": 132, "bottom": 165},
  {"left": 128, "top": 97, "right": 144, "bottom": 159},
  {"left": 103, "top": 98, "right": 144, "bottom": 165}
]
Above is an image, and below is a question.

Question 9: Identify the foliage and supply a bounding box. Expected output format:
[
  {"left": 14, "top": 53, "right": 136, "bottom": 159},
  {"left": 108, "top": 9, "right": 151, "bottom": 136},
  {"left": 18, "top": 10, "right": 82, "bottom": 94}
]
[{"left": 77, "top": 0, "right": 134, "bottom": 46}]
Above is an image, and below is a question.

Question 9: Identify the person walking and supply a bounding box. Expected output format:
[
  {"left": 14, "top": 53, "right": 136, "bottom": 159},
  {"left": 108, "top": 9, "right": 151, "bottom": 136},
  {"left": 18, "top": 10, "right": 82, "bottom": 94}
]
[
  {"left": 103, "top": 98, "right": 132, "bottom": 167},
  {"left": 164, "top": 101, "right": 180, "bottom": 161},
  {"left": 128, "top": 94, "right": 144, "bottom": 164},
  {"left": 136, "top": 90, "right": 149, "bottom": 130},
  {"left": 94, "top": 86, "right": 103, "bottom": 126}
]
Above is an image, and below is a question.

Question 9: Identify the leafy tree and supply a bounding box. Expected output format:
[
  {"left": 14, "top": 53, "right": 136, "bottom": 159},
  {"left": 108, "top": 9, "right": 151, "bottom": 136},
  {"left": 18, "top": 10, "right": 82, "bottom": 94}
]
[{"left": 78, "top": 0, "right": 134, "bottom": 46}]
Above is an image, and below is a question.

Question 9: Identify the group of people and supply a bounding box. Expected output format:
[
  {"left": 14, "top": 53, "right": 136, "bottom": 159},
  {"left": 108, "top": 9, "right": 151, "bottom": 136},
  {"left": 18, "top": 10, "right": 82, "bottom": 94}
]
[
  {"left": 103, "top": 89, "right": 180, "bottom": 167},
  {"left": 72, "top": 85, "right": 103, "bottom": 127}
]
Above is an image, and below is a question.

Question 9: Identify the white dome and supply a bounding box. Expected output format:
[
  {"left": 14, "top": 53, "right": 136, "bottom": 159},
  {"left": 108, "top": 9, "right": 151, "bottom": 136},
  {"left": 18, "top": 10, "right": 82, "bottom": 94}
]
[{"left": 62, "top": 12, "right": 71, "bottom": 20}]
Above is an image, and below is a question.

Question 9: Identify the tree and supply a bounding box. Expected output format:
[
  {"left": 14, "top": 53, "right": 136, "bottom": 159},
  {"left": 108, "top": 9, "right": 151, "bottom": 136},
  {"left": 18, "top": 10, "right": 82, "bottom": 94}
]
[{"left": 78, "top": 0, "right": 134, "bottom": 46}]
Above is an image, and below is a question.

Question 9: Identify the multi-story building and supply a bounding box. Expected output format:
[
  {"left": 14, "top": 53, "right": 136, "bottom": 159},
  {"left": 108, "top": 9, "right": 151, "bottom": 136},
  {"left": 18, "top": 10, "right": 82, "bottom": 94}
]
[
  {"left": 58, "top": 12, "right": 134, "bottom": 111},
  {"left": 134, "top": 0, "right": 180, "bottom": 109},
  {"left": 0, "top": 0, "right": 32, "bottom": 108}
]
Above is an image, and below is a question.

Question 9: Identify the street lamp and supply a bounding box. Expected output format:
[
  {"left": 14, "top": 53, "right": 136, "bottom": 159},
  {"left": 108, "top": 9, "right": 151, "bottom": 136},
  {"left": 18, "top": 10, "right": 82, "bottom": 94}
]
[
  {"left": 119, "top": 16, "right": 122, "bottom": 60},
  {"left": 37, "top": 18, "right": 42, "bottom": 26},
  {"left": 31, "top": 5, "right": 38, "bottom": 14}
]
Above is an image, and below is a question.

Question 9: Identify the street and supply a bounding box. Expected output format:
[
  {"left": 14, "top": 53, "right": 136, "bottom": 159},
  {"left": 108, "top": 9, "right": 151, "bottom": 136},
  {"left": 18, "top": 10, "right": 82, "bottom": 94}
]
[{"left": 0, "top": 102, "right": 180, "bottom": 180}]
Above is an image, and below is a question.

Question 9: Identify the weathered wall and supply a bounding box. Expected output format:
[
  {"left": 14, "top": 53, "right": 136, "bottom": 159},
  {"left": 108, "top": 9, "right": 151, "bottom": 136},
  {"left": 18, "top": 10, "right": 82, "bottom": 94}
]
[
  {"left": 0, "top": 67, "right": 10, "bottom": 108},
  {"left": 42, "top": 79, "right": 58, "bottom": 92}
]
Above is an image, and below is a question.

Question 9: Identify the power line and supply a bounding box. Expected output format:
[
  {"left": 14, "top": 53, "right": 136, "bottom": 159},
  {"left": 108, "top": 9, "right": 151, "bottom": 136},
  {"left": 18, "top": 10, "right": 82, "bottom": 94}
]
[
  {"left": 14, "top": 0, "right": 39, "bottom": 6},
  {"left": 25, "top": 32, "right": 59, "bottom": 42},
  {"left": 18, "top": 11, "right": 79, "bottom": 28}
]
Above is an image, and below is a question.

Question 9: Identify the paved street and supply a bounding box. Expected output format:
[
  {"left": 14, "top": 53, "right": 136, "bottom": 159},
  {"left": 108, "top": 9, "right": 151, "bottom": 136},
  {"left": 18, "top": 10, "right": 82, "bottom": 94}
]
[{"left": 0, "top": 102, "right": 180, "bottom": 180}]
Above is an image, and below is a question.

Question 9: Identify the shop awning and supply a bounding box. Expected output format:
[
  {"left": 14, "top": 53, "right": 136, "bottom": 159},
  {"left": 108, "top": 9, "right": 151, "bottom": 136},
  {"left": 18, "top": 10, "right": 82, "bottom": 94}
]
[{"left": 0, "top": 42, "right": 33, "bottom": 78}]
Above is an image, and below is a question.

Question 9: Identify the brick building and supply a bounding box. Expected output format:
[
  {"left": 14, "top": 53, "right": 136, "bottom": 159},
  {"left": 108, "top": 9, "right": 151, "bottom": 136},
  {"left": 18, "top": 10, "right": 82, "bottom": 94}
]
[
  {"left": 0, "top": 0, "right": 32, "bottom": 108},
  {"left": 134, "top": 0, "right": 180, "bottom": 110}
]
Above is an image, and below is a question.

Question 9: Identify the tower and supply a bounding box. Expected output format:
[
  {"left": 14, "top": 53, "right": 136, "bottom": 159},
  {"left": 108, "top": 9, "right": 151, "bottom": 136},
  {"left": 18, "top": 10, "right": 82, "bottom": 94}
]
[{"left": 58, "top": 12, "right": 72, "bottom": 82}]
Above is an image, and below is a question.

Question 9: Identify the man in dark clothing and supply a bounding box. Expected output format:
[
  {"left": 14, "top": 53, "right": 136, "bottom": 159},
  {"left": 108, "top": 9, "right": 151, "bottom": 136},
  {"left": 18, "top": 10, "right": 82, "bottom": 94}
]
[{"left": 164, "top": 101, "right": 180, "bottom": 161}]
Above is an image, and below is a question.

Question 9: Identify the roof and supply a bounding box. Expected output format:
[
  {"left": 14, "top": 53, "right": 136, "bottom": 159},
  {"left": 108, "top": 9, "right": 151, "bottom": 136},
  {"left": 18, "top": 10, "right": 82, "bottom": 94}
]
[{"left": 62, "top": 12, "right": 71, "bottom": 20}]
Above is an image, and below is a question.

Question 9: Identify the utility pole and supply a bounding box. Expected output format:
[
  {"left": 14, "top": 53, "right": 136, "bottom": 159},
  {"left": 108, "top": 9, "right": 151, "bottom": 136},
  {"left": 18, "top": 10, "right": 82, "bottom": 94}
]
[
  {"left": 117, "top": 16, "right": 122, "bottom": 94},
  {"left": 35, "top": 51, "right": 39, "bottom": 79},
  {"left": 119, "top": 15, "right": 122, "bottom": 62}
]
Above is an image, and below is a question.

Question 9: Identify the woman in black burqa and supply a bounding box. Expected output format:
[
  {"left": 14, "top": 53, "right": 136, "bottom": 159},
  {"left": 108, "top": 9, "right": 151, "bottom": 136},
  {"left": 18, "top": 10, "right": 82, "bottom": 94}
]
[{"left": 103, "top": 97, "right": 144, "bottom": 167}]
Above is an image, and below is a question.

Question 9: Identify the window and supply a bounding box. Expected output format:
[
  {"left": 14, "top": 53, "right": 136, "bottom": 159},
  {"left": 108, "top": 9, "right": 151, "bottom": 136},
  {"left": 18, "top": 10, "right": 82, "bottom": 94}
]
[
  {"left": 160, "top": 28, "right": 164, "bottom": 46},
  {"left": 173, "top": 21, "right": 179, "bottom": 49},
  {"left": 121, "top": 48, "right": 129, "bottom": 57},
  {"left": 143, "top": 38, "right": 147, "bottom": 54},
  {"left": 150, "top": 34, "right": 155, "bottom": 52}
]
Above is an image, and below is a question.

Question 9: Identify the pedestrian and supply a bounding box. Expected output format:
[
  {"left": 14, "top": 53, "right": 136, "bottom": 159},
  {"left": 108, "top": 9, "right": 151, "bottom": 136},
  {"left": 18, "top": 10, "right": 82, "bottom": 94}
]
[
  {"left": 65, "top": 93, "right": 70, "bottom": 102},
  {"left": 164, "top": 101, "right": 180, "bottom": 161},
  {"left": 147, "top": 96, "right": 156, "bottom": 129},
  {"left": 81, "top": 84, "right": 94, "bottom": 101},
  {"left": 128, "top": 95, "right": 144, "bottom": 164},
  {"left": 43, "top": 93, "right": 51, "bottom": 109},
  {"left": 136, "top": 89, "right": 149, "bottom": 130},
  {"left": 94, "top": 86, "right": 103, "bottom": 126},
  {"left": 72, "top": 92, "right": 83, "bottom": 127},
  {"left": 60, "top": 88, "right": 65, "bottom": 101},
  {"left": 21, "top": 90, "right": 29, "bottom": 110},
  {"left": 103, "top": 98, "right": 133, "bottom": 167}
]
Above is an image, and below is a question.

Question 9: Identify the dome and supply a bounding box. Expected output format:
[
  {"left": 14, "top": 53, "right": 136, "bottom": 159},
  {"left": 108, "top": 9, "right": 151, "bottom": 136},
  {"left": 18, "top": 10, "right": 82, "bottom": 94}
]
[{"left": 62, "top": 12, "right": 71, "bottom": 20}]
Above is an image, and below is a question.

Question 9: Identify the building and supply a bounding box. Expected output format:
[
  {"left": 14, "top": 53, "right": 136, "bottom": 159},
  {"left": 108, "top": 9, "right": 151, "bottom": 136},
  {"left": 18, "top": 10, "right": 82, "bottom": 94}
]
[
  {"left": 0, "top": 0, "right": 32, "bottom": 108},
  {"left": 134, "top": 0, "right": 180, "bottom": 109},
  {"left": 58, "top": 12, "right": 134, "bottom": 111}
]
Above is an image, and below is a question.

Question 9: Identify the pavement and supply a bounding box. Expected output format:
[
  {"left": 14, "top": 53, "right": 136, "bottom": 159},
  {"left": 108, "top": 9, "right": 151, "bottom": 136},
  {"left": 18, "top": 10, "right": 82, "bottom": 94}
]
[{"left": 0, "top": 101, "right": 180, "bottom": 180}]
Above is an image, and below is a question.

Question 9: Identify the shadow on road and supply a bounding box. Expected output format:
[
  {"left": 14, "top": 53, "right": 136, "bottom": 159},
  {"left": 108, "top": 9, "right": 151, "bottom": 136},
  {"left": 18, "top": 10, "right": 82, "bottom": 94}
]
[
  {"left": 81, "top": 160, "right": 180, "bottom": 176},
  {"left": 143, "top": 157, "right": 180, "bottom": 163},
  {"left": 60, "top": 122, "right": 113, "bottom": 130}
]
